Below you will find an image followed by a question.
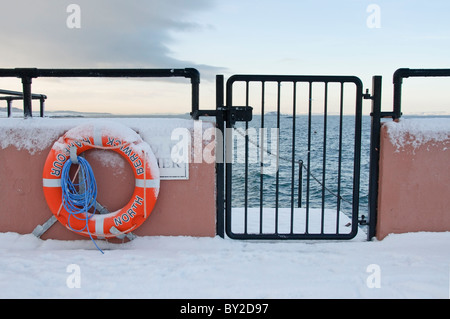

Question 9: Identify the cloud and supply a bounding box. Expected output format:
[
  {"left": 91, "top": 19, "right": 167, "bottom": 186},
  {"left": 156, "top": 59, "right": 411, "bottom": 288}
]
[{"left": 0, "top": 0, "right": 225, "bottom": 80}]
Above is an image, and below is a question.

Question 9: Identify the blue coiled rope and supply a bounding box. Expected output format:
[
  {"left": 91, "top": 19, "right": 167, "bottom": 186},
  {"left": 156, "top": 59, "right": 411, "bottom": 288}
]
[{"left": 61, "top": 155, "right": 104, "bottom": 254}]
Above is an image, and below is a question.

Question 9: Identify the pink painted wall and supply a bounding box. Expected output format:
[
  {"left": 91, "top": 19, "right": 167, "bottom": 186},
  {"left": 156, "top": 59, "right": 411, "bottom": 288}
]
[
  {"left": 376, "top": 122, "right": 450, "bottom": 240},
  {"left": 0, "top": 121, "right": 216, "bottom": 240}
]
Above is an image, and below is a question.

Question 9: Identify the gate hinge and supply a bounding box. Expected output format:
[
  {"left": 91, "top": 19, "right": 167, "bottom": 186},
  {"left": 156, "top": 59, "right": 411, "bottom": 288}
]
[
  {"left": 362, "top": 89, "right": 373, "bottom": 100},
  {"left": 358, "top": 215, "right": 369, "bottom": 226}
]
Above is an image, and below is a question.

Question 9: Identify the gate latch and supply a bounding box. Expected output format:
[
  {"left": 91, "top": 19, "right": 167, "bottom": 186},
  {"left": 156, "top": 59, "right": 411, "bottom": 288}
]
[
  {"left": 226, "top": 106, "right": 253, "bottom": 125},
  {"left": 191, "top": 106, "right": 253, "bottom": 125}
]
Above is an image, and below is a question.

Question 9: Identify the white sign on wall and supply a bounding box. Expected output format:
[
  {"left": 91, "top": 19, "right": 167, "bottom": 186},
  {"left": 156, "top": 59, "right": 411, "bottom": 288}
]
[
  {"left": 150, "top": 136, "right": 189, "bottom": 180},
  {"left": 140, "top": 119, "right": 216, "bottom": 181}
]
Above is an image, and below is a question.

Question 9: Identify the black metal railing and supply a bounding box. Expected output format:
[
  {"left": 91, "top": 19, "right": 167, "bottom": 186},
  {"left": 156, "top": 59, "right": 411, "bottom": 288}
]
[
  {"left": 0, "top": 68, "right": 200, "bottom": 118},
  {"left": 393, "top": 68, "right": 450, "bottom": 119},
  {"left": 0, "top": 89, "right": 47, "bottom": 117}
]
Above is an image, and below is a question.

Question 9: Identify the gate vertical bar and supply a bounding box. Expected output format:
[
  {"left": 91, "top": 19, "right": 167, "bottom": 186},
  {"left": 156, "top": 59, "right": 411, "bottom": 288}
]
[
  {"left": 259, "top": 82, "right": 265, "bottom": 234},
  {"left": 368, "top": 75, "right": 382, "bottom": 240},
  {"left": 351, "top": 79, "right": 363, "bottom": 237},
  {"left": 275, "top": 81, "right": 281, "bottom": 233},
  {"left": 216, "top": 75, "right": 225, "bottom": 238},
  {"left": 305, "top": 82, "right": 312, "bottom": 234},
  {"left": 225, "top": 77, "right": 233, "bottom": 238},
  {"left": 336, "top": 83, "right": 344, "bottom": 233},
  {"left": 290, "top": 82, "right": 297, "bottom": 231},
  {"left": 244, "top": 81, "right": 250, "bottom": 234},
  {"left": 321, "top": 83, "right": 328, "bottom": 234}
]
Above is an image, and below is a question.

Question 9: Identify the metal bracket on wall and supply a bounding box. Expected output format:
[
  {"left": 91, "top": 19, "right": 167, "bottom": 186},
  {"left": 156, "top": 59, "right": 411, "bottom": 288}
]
[{"left": 32, "top": 215, "right": 58, "bottom": 238}]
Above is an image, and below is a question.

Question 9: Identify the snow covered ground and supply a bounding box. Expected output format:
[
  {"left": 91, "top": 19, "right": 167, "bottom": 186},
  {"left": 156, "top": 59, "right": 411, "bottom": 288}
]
[{"left": 0, "top": 231, "right": 448, "bottom": 299}]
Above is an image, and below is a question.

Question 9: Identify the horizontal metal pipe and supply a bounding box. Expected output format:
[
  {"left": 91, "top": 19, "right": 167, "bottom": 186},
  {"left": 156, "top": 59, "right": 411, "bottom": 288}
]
[
  {"left": 393, "top": 68, "right": 450, "bottom": 119},
  {"left": 0, "top": 67, "right": 200, "bottom": 118},
  {"left": 0, "top": 88, "right": 46, "bottom": 99},
  {"left": 0, "top": 68, "right": 200, "bottom": 81}
]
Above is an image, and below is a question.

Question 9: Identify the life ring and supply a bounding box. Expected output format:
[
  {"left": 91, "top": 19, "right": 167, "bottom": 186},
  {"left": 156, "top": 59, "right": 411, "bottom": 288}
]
[{"left": 42, "top": 121, "right": 160, "bottom": 239}]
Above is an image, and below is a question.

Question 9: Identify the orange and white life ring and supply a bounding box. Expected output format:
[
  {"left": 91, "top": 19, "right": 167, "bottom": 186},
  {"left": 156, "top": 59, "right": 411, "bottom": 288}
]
[{"left": 42, "top": 121, "right": 160, "bottom": 239}]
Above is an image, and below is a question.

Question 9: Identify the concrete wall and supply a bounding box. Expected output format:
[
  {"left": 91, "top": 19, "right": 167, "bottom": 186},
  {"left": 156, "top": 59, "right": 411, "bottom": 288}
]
[
  {"left": 376, "top": 119, "right": 450, "bottom": 240},
  {"left": 0, "top": 118, "right": 216, "bottom": 240}
]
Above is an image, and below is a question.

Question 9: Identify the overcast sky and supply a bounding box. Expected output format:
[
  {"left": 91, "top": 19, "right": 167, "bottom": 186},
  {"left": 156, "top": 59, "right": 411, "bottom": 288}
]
[{"left": 0, "top": 0, "right": 449, "bottom": 115}]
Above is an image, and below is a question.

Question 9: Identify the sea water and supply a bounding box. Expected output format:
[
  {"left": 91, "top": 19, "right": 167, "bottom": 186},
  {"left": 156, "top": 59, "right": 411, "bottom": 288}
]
[{"left": 229, "top": 114, "right": 371, "bottom": 223}]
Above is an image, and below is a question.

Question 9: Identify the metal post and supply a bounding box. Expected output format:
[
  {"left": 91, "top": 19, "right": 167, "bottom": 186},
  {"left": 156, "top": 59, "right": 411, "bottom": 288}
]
[
  {"left": 191, "top": 77, "right": 200, "bottom": 117},
  {"left": 184, "top": 68, "right": 200, "bottom": 117},
  {"left": 21, "top": 77, "right": 33, "bottom": 118},
  {"left": 392, "top": 71, "right": 404, "bottom": 120},
  {"left": 368, "top": 75, "right": 382, "bottom": 240},
  {"left": 7, "top": 99, "right": 12, "bottom": 117},
  {"left": 225, "top": 76, "right": 235, "bottom": 237},
  {"left": 40, "top": 97, "right": 45, "bottom": 117}
]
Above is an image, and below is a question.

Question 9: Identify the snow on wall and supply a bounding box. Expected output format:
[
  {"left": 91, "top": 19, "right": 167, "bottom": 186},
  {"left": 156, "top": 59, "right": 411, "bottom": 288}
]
[
  {"left": 0, "top": 118, "right": 68, "bottom": 154},
  {"left": 0, "top": 117, "right": 212, "bottom": 156},
  {"left": 384, "top": 117, "right": 450, "bottom": 151}
]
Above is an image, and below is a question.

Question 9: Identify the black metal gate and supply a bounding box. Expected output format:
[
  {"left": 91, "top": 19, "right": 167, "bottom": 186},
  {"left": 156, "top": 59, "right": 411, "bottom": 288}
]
[{"left": 214, "top": 74, "right": 364, "bottom": 240}]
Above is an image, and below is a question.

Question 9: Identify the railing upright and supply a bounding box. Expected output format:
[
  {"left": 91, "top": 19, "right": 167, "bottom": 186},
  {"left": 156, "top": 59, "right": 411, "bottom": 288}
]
[
  {"left": 0, "top": 89, "right": 47, "bottom": 118},
  {"left": 368, "top": 76, "right": 382, "bottom": 240}
]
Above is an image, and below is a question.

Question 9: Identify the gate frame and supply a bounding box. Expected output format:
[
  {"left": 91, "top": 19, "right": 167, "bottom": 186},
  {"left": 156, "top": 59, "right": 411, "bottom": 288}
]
[{"left": 211, "top": 74, "right": 366, "bottom": 240}]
